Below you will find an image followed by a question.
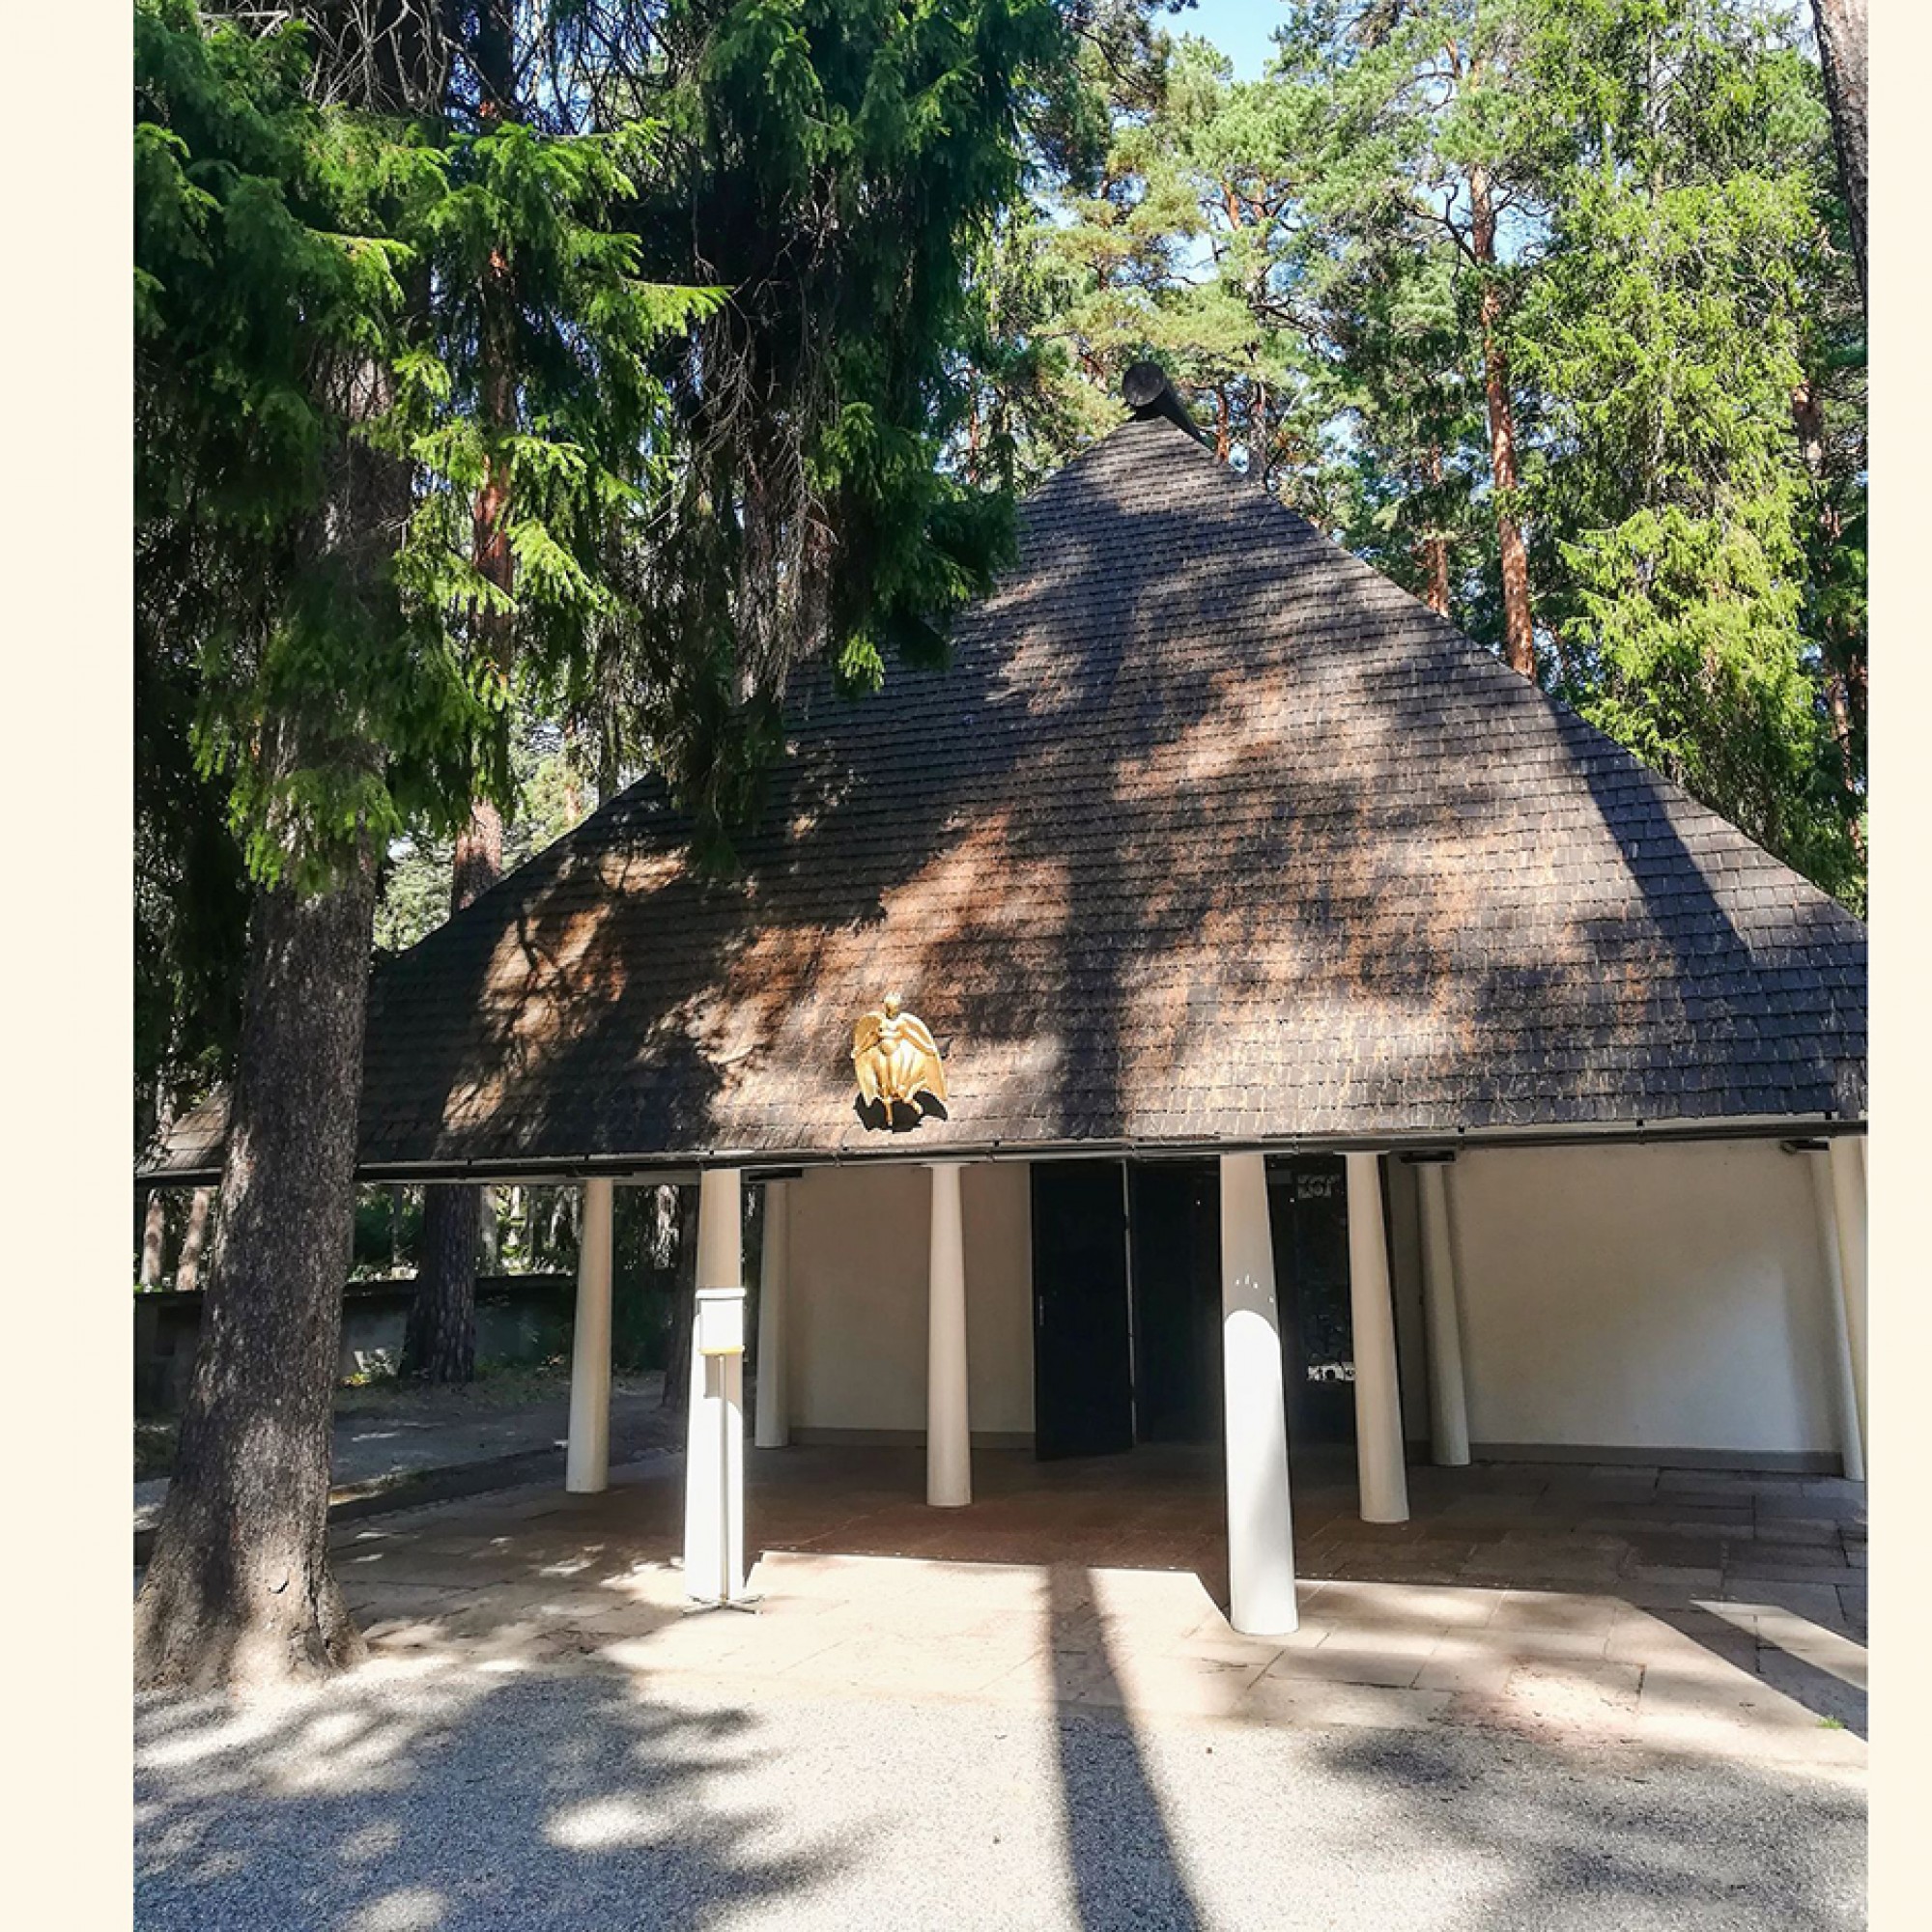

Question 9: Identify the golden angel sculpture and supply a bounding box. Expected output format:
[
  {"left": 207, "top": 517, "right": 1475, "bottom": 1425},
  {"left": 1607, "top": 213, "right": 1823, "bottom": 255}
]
[{"left": 853, "top": 993, "right": 949, "bottom": 1115}]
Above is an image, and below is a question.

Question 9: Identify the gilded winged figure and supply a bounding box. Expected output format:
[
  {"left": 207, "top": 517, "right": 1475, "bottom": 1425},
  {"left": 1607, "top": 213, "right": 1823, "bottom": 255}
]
[{"left": 853, "top": 992, "right": 948, "bottom": 1112}]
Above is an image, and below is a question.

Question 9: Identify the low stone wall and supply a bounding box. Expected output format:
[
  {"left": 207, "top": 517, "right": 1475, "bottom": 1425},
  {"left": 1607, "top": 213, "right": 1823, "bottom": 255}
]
[{"left": 133, "top": 1274, "right": 577, "bottom": 1415}]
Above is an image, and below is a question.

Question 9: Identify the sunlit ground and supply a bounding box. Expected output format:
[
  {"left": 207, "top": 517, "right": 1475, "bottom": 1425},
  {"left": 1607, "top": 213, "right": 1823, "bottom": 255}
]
[{"left": 136, "top": 1448, "right": 1866, "bottom": 1929}]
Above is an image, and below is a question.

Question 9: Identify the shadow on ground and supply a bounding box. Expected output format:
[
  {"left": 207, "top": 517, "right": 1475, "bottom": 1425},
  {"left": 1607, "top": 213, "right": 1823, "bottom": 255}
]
[{"left": 134, "top": 1658, "right": 844, "bottom": 1932}]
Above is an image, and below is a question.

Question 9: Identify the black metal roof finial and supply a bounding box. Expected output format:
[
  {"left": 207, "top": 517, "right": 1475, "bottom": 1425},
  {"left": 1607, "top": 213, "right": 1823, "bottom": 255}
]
[{"left": 1122, "top": 360, "right": 1212, "bottom": 449}]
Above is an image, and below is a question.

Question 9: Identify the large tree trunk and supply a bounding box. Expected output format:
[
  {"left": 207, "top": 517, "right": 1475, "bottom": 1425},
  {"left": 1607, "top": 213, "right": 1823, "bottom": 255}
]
[
  {"left": 1467, "top": 166, "right": 1536, "bottom": 680},
  {"left": 175, "top": 1186, "right": 213, "bottom": 1294},
  {"left": 1812, "top": 0, "right": 1867, "bottom": 307},
  {"left": 134, "top": 309, "right": 408, "bottom": 1689},
  {"left": 133, "top": 849, "right": 381, "bottom": 1690}
]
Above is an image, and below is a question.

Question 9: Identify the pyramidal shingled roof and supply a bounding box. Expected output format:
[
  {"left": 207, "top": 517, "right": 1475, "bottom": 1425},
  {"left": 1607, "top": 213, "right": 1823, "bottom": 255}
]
[{"left": 152, "top": 414, "right": 1866, "bottom": 1180}]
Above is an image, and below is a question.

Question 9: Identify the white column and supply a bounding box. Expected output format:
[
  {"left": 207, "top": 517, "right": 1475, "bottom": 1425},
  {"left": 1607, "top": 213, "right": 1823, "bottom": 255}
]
[
  {"left": 753, "top": 1179, "right": 790, "bottom": 1450},
  {"left": 565, "top": 1177, "right": 614, "bottom": 1493},
  {"left": 1345, "top": 1151, "right": 1409, "bottom": 1523},
  {"left": 927, "top": 1162, "right": 971, "bottom": 1507},
  {"left": 1220, "top": 1152, "right": 1297, "bottom": 1636},
  {"left": 1415, "top": 1160, "right": 1470, "bottom": 1467},
  {"left": 1807, "top": 1150, "right": 1865, "bottom": 1482},
  {"left": 1828, "top": 1135, "right": 1868, "bottom": 1471},
  {"left": 684, "top": 1168, "right": 748, "bottom": 1603}
]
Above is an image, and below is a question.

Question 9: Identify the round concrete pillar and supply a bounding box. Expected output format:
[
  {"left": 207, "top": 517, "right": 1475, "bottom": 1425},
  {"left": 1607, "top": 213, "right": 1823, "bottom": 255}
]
[
  {"left": 754, "top": 1179, "right": 790, "bottom": 1450},
  {"left": 926, "top": 1162, "right": 971, "bottom": 1507},
  {"left": 1219, "top": 1151, "right": 1298, "bottom": 1636},
  {"left": 565, "top": 1177, "right": 614, "bottom": 1493},
  {"left": 1828, "top": 1135, "right": 1867, "bottom": 1470},
  {"left": 685, "top": 1168, "right": 748, "bottom": 1603},
  {"left": 1416, "top": 1160, "right": 1470, "bottom": 1467},
  {"left": 1345, "top": 1151, "right": 1409, "bottom": 1523}
]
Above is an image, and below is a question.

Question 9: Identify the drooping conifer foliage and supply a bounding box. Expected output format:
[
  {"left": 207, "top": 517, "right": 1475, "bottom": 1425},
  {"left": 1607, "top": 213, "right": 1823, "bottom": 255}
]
[{"left": 133, "top": 0, "right": 1115, "bottom": 1685}]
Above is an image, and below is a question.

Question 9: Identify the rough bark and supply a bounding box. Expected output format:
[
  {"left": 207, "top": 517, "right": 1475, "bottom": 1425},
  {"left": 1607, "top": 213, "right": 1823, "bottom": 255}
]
[
  {"left": 1812, "top": 0, "right": 1867, "bottom": 307},
  {"left": 1467, "top": 166, "right": 1536, "bottom": 680},
  {"left": 133, "top": 848, "right": 380, "bottom": 1690},
  {"left": 133, "top": 320, "right": 407, "bottom": 1690},
  {"left": 1791, "top": 375, "right": 1865, "bottom": 861},
  {"left": 1418, "top": 443, "right": 1451, "bottom": 617},
  {"left": 175, "top": 1187, "right": 213, "bottom": 1294}
]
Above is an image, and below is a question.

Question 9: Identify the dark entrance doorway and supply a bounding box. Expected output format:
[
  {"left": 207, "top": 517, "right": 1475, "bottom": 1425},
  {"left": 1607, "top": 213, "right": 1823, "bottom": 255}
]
[
  {"left": 1030, "top": 1162, "right": 1135, "bottom": 1460},
  {"left": 1030, "top": 1155, "right": 1358, "bottom": 1459},
  {"left": 1266, "top": 1157, "right": 1357, "bottom": 1444},
  {"left": 1128, "top": 1162, "right": 1223, "bottom": 1444}
]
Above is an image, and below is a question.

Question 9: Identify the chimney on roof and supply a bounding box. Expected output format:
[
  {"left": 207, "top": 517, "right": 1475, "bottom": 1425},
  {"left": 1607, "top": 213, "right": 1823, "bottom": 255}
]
[{"left": 1122, "top": 360, "right": 1212, "bottom": 449}]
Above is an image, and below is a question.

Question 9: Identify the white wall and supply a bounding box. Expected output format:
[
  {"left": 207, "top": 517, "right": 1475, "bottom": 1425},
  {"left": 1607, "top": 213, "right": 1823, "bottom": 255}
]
[
  {"left": 1448, "top": 1139, "right": 1841, "bottom": 1458},
  {"left": 785, "top": 1161, "right": 1035, "bottom": 1440}
]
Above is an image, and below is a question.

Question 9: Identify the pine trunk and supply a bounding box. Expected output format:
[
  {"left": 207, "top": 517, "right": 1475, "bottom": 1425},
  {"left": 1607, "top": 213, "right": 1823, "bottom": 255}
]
[
  {"left": 1468, "top": 167, "right": 1536, "bottom": 679},
  {"left": 1419, "top": 444, "right": 1451, "bottom": 617},
  {"left": 1812, "top": 0, "right": 1867, "bottom": 306},
  {"left": 133, "top": 854, "right": 380, "bottom": 1690},
  {"left": 1791, "top": 375, "right": 1865, "bottom": 860},
  {"left": 175, "top": 1187, "right": 213, "bottom": 1294}
]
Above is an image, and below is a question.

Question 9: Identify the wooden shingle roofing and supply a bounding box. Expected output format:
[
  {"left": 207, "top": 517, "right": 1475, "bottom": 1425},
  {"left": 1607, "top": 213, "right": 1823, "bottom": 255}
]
[{"left": 151, "top": 414, "right": 1866, "bottom": 1180}]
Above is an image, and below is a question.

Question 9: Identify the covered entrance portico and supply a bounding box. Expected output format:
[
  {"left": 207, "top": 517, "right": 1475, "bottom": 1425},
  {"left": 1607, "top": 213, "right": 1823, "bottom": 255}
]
[{"left": 556, "top": 1126, "right": 1867, "bottom": 1641}]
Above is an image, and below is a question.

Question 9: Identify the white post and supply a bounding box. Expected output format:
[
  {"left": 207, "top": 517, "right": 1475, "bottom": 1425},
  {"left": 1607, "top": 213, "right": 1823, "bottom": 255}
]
[
  {"left": 1415, "top": 1160, "right": 1470, "bottom": 1467},
  {"left": 927, "top": 1162, "right": 971, "bottom": 1507},
  {"left": 1345, "top": 1151, "right": 1409, "bottom": 1523},
  {"left": 1828, "top": 1135, "right": 1868, "bottom": 1472},
  {"left": 565, "top": 1177, "right": 614, "bottom": 1493},
  {"left": 1807, "top": 1150, "right": 1865, "bottom": 1482},
  {"left": 684, "top": 1168, "right": 748, "bottom": 1603},
  {"left": 1219, "top": 1152, "right": 1297, "bottom": 1636},
  {"left": 754, "top": 1179, "right": 790, "bottom": 1450}
]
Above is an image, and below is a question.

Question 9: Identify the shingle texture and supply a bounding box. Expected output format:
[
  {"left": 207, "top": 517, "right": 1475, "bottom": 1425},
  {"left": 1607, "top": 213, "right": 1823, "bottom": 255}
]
[{"left": 154, "top": 416, "right": 1867, "bottom": 1179}]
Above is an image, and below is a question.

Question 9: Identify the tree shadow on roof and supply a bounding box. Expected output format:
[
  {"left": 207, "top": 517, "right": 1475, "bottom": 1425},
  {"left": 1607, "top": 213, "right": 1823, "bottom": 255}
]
[{"left": 288, "top": 412, "right": 1869, "bottom": 1180}]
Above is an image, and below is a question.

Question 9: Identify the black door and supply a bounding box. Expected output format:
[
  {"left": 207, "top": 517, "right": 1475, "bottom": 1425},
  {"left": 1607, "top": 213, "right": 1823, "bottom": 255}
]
[
  {"left": 1128, "top": 1163, "right": 1223, "bottom": 1443},
  {"left": 1268, "top": 1157, "right": 1356, "bottom": 1444},
  {"left": 1031, "top": 1161, "right": 1134, "bottom": 1460}
]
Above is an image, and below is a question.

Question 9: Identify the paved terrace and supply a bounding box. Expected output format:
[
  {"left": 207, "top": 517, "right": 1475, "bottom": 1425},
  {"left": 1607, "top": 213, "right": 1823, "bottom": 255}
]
[{"left": 328, "top": 1443, "right": 1866, "bottom": 1770}]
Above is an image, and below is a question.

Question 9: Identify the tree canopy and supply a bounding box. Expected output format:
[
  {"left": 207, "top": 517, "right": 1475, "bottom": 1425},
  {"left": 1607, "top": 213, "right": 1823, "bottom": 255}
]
[{"left": 962, "top": 0, "right": 1867, "bottom": 908}]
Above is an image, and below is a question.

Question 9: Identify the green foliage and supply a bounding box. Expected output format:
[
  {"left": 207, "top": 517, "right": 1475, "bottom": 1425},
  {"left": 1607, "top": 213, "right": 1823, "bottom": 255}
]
[
  {"left": 605, "top": 0, "right": 1094, "bottom": 844},
  {"left": 375, "top": 713, "right": 604, "bottom": 953},
  {"left": 965, "top": 0, "right": 1866, "bottom": 907}
]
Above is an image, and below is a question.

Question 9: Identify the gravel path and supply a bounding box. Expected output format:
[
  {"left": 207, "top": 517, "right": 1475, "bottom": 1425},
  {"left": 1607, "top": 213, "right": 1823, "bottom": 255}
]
[{"left": 135, "top": 1661, "right": 1864, "bottom": 1932}]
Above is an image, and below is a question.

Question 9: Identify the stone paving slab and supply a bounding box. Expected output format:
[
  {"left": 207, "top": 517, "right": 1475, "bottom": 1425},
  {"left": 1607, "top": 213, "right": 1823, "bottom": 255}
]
[{"left": 319, "top": 1445, "right": 1868, "bottom": 1777}]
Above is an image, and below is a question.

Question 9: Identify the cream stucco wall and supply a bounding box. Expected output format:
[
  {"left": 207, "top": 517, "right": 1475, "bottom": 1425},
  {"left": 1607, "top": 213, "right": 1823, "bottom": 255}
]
[
  {"left": 784, "top": 1161, "right": 1034, "bottom": 1440},
  {"left": 1446, "top": 1139, "right": 1842, "bottom": 1458},
  {"left": 781, "top": 1139, "right": 1844, "bottom": 1465}
]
